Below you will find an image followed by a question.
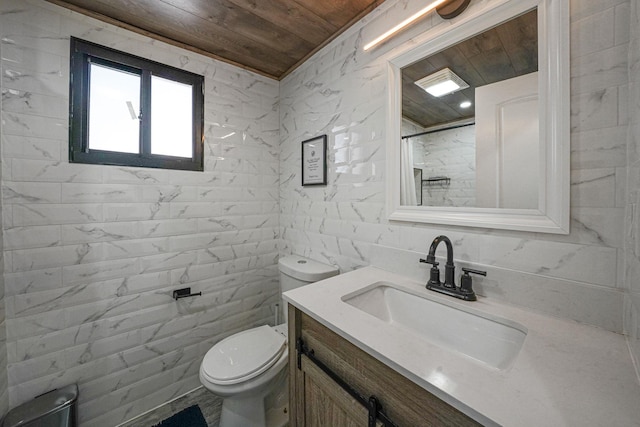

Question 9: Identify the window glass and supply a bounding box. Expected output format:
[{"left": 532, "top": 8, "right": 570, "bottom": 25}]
[
  {"left": 88, "top": 62, "right": 141, "bottom": 154},
  {"left": 151, "top": 75, "right": 193, "bottom": 158}
]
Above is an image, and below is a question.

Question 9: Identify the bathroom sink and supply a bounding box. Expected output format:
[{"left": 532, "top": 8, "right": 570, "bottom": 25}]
[{"left": 342, "top": 282, "right": 527, "bottom": 370}]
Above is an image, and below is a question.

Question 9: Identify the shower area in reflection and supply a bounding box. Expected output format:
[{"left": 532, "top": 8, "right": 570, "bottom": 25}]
[{"left": 401, "top": 121, "right": 476, "bottom": 207}]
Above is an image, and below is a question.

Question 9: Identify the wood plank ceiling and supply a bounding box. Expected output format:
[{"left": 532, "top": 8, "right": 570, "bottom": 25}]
[
  {"left": 45, "top": 0, "right": 386, "bottom": 80},
  {"left": 402, "top": 9, "right": 538, "bottom": 130}
]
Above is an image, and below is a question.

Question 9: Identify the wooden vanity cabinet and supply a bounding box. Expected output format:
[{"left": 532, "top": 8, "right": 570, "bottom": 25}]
[{"left": 288, "top": 305, "right": 482, "bottom": 427}]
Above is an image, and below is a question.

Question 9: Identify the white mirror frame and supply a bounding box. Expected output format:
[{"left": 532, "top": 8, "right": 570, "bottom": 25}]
[{"left": 386, "top": 0, "right": 569, "bottom": 234}]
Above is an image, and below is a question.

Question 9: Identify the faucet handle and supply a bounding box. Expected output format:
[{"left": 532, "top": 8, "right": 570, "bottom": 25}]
[
  {"left": 459, "top": 268, "right": 485, "bottom": 301},
  {"left": 461, "top": 268, "right": 487, "bottom": 277},
  {"left": 420, "top": 257, "right": 441, "bottom": 286},
  {"left": 420, "top": 254, "right": 439, "bottom": 266}
]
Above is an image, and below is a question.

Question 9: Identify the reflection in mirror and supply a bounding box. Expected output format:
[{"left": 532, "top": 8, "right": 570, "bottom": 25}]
[
  {"left": 400, "top": 9, "right": 538, "bottom": 209},
  {"left": 386, "top": 0, "right": 569, "bottom": 234}
]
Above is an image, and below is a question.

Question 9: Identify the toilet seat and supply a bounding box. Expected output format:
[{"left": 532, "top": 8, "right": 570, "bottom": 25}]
[{"left": 201, "top": 325, "right": 287, "bottom": 386}]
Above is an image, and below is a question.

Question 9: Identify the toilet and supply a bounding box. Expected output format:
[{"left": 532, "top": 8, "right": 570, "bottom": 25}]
[{"left": 199, "top": 255, "right": 339, "bottom": 427}]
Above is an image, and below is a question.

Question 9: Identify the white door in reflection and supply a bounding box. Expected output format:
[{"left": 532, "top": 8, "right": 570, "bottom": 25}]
[{"left": 475, "top": 72, "right": 539, "bottom": 209}]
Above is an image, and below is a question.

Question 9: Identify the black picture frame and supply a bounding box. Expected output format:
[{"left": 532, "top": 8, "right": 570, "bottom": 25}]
[{"left": 301, "top": 135, "right": 327, "bottom": 186}]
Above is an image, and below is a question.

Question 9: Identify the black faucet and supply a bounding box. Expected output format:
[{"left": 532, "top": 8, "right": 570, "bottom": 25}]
[{"left": 419, "top": 235, "right": 486, "bottom": 301}]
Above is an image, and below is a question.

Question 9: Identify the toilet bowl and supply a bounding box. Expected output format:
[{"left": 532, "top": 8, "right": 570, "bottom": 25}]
[
  {"left": 200, "top": 325, "right": 289, "bottom": 427},
  {"left": 199, "top": 255, "right": 339, "bottom": 427}
]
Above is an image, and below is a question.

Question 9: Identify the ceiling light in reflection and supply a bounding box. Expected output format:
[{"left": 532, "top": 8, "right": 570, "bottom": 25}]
[
  {"left": 460, "top": 101, "right": 472, "bottom": 108},
  {"left": 415, "top": 68, "right": 469, "bottom": 97}
]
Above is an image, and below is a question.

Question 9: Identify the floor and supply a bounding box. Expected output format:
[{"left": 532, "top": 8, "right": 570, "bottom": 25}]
[{"left": 120, "top": 387, "right": 222, "bottom": 427}]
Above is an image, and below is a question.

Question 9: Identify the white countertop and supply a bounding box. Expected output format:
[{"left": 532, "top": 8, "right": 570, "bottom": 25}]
[{"left": 283, "top": 266, "right": 640, "bottom": 427}]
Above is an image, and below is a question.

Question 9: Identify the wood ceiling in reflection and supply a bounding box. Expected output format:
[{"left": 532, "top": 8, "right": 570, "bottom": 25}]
[
  {"left": 45, "top": 0, "right": 385, "bottom": 80},
  {"left": 402, "top": 9, "right": 538, "bottom": 130}
]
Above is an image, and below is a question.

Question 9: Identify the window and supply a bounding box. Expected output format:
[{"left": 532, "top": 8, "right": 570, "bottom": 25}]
[{"left": 69, "top": 37, "right": 204, "bottom": 171}]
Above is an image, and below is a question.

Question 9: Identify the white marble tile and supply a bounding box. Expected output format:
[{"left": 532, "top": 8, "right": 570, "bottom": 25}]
[
  {"left": 9, "top": 243, "right": 104, "bottom": 272},
  {"left": 619, "top": 83, "right": 629, "bottom": 125},
  {"left": 61, "top": 183, "right": 141, "bottom": 203},
  {"left": 62, "top": 258, "right": 140, "bottom": 285},
  {"left": 570, "top": 87, "right": 620, "bottom": 133},
  {"left": 170, "top": 202, "right": 222, "bottom": 219},
  {"left": 103, "top": 203, "right": 170, "bottom": 222},
  {"left": 1, "top": 0, "right": 65, "bottom": 36},
  {"left": 12, "top": 203, "right": 103, "bottom": 226},
  {"left": 196, "top": 216, "right": 244, "bottom": 233},
  {"left": 1, "top": 111, "right": 67, "bottom": 140},
  {"left": 570, "top": 44, "right": 627, "bottom": 95},
  {"left": 140, "top": 185, "right": 199, "bottom": 203},
  {"left": 570, "top": 126, "right": 627, "bottom": 169},
  {"left": 616, "top": 166, "right": 628, "bottom": 208},
  {"left": 5, "top": 310, "right": 66, "bottom": 341},
  {"left": 4, "top": 268, "right": 62, "bottom": 296},
  {"left": 570, "top": 0, "right": 628, "bottom": 23},
  {"left": 7, "top": 349, "right": 63, "bottom": 385},
  {"left": 1, "top": 89, "right": 67, "bottom": 119},
  {"left": 85, "top": 376, "right": 201, "bottom": 427},
  {"left": 0, "top": 39, "right": 65, "bottom": 75},
  {"left": 61, "top": 222, "right": 137, "bottom": 244},
  {"left": 1, "top": 135, "right": 63, "bottom": 162},
  {"left": 140, "top": 251, "right": 198, "bottom": 273},
  {"left": 4, "top": 225, "right": 60, "bottom": 250},
  {"left": 625, "top": 0, "right": 640, "bottom": 372},
  {"left": 571, "top": 168, "right": 617, "bottom": 207},
  {"left": 571, "top": 7, "right": 616, "bottom": 58},
  {"left": 566, "top": 207, "right": 624, "bottom": 247},
  {"left": 137, "top": 219, "right": 199, "bottom": 238},
  {"left": 103, "top": 238, "right": 170, "bottom": 260},
  {"left": 3, "top": 182, "right": 61, "bottom": 204},
  {"left": 0, "top": 64, "right": 69, "bottom": 98},
  {"left": 81, "top": 344, "right": 199, "bottom": 402},
  {"left": 478, "top": 236, "right": 618, "bottom": 287},
  {"left": 102, "top": 167, "right": 170, "bottom": 185},
  {"left": 614, "top": 2, "right": 631, "bottom": 45}
]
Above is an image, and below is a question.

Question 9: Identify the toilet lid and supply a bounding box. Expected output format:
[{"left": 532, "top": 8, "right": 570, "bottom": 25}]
[{"left": 201, "top": 325, "right": 287, "bottom": 385}]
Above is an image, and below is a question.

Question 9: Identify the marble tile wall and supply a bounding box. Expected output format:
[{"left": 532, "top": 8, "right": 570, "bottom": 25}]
[
  {"left": 280, "top": 0, "right": 630, "bottom": 333},
  {"left": 0, "top": 0, "right": 280, "bottom": 424},
  {"left": 624, "top": 0, "right": 640, "bottom": 375},
  {"left": 0, "top": 24, "right": 6, "bottom": 418}
]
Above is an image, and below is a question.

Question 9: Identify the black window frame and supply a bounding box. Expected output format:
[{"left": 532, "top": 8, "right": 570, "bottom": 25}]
[{"left": 69, "top": 37, "right": 204, "bottom": 171}]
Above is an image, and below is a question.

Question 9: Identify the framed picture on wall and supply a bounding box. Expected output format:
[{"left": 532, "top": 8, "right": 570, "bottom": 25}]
[{"left": 301, "top": 135, "right": 327, "bottom": 186}]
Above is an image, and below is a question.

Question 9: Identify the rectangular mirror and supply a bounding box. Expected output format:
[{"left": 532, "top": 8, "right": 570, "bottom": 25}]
[{"left": 386, "top": 0, "right": 569, "bottom": 234}]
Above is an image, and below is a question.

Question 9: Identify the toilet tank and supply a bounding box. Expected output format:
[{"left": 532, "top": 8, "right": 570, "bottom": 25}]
[{"left": 278, "top": 255, "right": 339, "bottom": 293}]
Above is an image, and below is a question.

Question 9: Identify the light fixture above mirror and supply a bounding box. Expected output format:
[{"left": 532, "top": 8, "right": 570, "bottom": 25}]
[{"left": 363, "top": 0, "right": 472, "bottom": 51}]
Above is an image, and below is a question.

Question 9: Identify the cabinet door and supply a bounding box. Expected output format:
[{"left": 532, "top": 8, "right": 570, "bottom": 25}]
[{"left": 299, "top": 355, "right": 383, "bottom": 427}]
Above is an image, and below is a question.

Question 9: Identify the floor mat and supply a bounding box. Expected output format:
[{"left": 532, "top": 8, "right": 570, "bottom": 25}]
[{"left": 152, "top": 404, "right": 208, "bottom": 427}]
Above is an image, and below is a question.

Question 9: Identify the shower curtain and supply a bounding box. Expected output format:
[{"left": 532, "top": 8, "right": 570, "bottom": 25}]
[{"left": 400, "top": 138, "right": 418, "bottom": 205}]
